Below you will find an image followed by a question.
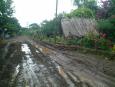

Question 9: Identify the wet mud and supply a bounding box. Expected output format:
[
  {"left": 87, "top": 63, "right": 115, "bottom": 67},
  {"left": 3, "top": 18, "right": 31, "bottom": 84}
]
[
  {"left": 0, "top": 42, "right": 22, "bottom": 87},
  {"left": 0, "top": 37, "right": 115, "bottom": 87},
  {"left": 0, "top": 42, "right": 88, "bottom": 87}
]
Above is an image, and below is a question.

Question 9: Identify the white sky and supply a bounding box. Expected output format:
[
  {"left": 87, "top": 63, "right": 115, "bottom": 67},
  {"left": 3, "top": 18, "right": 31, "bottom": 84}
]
[{"left": 13, "top": 0, "right": 75, "bottom": 27}]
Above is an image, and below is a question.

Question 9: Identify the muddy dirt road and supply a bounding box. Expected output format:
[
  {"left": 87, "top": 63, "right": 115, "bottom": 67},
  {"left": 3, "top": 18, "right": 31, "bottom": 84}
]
[{"left": 0, "top": 37, "right": 115, "bottom": 87}]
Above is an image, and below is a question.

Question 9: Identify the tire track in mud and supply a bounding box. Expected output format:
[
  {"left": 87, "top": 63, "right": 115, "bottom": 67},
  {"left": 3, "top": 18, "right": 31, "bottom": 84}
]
[
  {"left": 1, "top": 37, "right": 115, "bottom": 87},
  {"left": 12, "top": 43, "right": 78, "bottom": 87},
  {"left": 0, "top": 42, "right": 22, "bottom": 87},
  {"left": 0, "top": 41, "right": 105, "bottom": 87}
]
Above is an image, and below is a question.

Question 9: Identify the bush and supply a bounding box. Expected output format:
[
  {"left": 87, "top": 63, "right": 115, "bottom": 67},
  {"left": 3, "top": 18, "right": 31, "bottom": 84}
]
[
  {"left": 78, "top": 37, "right": 94, "bottom": 48},
  {"left": 97, "top": 19, "right": 115, "bottom": 42},
  {"left": 95, "top": 37, "right": 111, "bottom": 50},
  {"left": 66, "top": 7, "right": 94, "bottom": 18},
  {"left": 66, "top": 38, "right": 79, "bottom": 45},
  {"left": 77, "top": 32, "right": 98, "bottom": 48},
  {"left": 77, "top": 32, "right": 112, "bottom": 50}
]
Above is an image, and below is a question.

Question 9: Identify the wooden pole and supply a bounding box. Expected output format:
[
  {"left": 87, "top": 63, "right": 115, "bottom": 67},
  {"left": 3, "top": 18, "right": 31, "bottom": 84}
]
[
  {"left": 56, "top": 0, "right": 58, "bottom": 18},
  {"left": 54, "top": 0, "right": 58, "bottom": 43}
]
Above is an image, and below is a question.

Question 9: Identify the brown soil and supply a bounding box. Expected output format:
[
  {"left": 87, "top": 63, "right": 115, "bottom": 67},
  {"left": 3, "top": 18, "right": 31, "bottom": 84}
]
[{"left": 0, "top": 36, "right": 114, "bottom": 87}]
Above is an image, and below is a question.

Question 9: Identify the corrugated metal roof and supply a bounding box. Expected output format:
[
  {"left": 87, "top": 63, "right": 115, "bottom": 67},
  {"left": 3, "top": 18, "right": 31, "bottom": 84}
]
[{"left": 61, "top": 18, "right": 98, "bottom": 37}]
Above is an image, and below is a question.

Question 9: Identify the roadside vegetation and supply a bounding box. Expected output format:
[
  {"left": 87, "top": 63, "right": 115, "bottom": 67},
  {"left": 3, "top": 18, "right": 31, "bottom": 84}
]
[
  {"left": 0, "top": 0, "right": 115, "bottom": 86},
  {"left": 0, "top": 0, "right": 115, "bottom": 59},
  {"left": 19, "top": 0, "right": 115, "bottom": 59},
  {"left": 0, "top": 0, "right": 21, "bottom": 44}
]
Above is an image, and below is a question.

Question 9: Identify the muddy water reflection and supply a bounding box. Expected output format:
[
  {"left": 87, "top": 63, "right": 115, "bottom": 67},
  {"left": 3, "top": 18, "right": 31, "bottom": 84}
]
[
  {"left": 21, "top": 44, "right": 41, "bottom": 87},
  {"left": 22, "top": 44, "right": 31, "bottom": 54},
  {"left": 15, "top": 65, "right": 20, "bottom": 75},
  {"left": 13, "top": 43, "right": 85, "bottom": 87},
  {"left": 19, "top": 44, "right": 68, "bottom": 87}
]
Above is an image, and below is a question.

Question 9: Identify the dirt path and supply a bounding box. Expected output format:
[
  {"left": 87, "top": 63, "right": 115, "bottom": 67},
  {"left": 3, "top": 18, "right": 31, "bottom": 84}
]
[{"left": 0, "top": 36, "right": 115, "bottom": 87}]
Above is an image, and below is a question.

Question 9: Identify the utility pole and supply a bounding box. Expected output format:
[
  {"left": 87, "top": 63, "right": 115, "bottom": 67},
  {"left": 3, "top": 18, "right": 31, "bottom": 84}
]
[
  {"left": 56, "top": 0, "right": 58, "bottom": 18},
  {"left": 54, "top": 0, "right": 58, "bottom": 43}
]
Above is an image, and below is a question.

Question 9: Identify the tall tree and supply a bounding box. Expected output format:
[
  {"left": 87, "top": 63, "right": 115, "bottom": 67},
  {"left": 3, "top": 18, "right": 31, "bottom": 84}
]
[
  {"left": 74, "top": 0, "right": 97, "bottom": 10},
  {"left": 73, "top": 0, "right": 97, "bottom": 16},
  {"left": 29, "top": 23, "right": 40, "bottom": 30},
  {"left": 109, "top": 0, "right": 115, "bottom": 16},
  {"left": 40, "top": 14, "right": 63, "bottom": 36},
  {"left": 0, "top": 0, "right": 20, "bottom": 38},
  {"left": 0, "top": 0, "right": 13, "bottom": 17},
  {"left": 96, "top": 0, "right": 115, "bottom": 19}
]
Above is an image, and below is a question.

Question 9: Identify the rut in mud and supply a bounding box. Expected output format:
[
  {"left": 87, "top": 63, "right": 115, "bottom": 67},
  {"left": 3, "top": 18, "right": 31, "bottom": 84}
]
[
  {"left": 0, "top": 42, "right": 91, "bottom": 87},
  {"left": 0, "top": 37, "right": 115, "bottom": 87}
]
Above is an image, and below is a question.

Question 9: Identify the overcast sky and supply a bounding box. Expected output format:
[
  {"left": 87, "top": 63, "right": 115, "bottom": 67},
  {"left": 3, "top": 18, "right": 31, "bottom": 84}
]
[{"left": 13, "top": 0, "right": 75, "bottom": 27}]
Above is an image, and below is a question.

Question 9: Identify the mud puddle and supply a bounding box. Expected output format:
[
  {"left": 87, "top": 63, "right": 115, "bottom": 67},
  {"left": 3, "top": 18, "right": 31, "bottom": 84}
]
[
  {"left": 12, "top": 43, "right": 79, "bottom": 87},
  {"left": 0, "top": 42, "right": 22, "bottom": 87},
  {"left": 1, "top": 37, "right": 115, "bottom": 87},
  {"left": 1, "top": 41, "right": 108, "bottom": 87}
]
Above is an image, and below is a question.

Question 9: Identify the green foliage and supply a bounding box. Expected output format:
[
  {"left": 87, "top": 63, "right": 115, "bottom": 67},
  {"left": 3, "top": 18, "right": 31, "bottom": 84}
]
[
  {"left": 97, "top": 19, "right": 115, "bottom": 41},
  {"left": 73, "top": 0, "right": 97, "bottom": 12},
  {"left": 40, "top": 33, "right": 112, "bottom": 51},
  {"left": 29, "top": 23, "right": 40, "bottom": 30},
  {"left": 96, "top": 0, "right": 115, "bottom": 19},
  {"left": 78, "top": 37, "right": 94, "bottom": 48},
  {"left": 66, "top": 7, "right": 94, "bottom": 18},
  {"left": 0, "top": 0, "right": 20, "bottom": 38},
  {"left": 69, "top": 33, "right": 112, "bottom": 50},
  {"left": 43, "top": 36, "right": 65, "bottom": 44},
  {"left": 4, "top": 17, "right": 20, "bottom": 30},
  {"left": 40, "top": 14, "right": 63, "bottom": 36},
  {"left": 0, "top": 0, "right": 13, "bottom": 16},
  {"left": 77, "top": 33, "right": 97, "bottom": 48},
  {"left": 1, "top": 17, "right": 21, "bottom": 37},
  {"left": 19, "top": 28, "right": 32, "bottom": 36},
  {"left": 109, "top": 0, "right": 115, "bottom": 16},
  {"left": 66, "top": 38, "right": 79, "bottom": 45},
  {"left": 96, "top": 37, "right": 111, "bottom": 50},
  {"left": 41, "top": 20, "right": 56, "bottom": 35}
]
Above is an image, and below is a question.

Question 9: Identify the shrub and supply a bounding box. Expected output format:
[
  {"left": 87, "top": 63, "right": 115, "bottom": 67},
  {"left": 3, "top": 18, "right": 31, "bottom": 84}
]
[
  {"left": 77, "top": 32, "right": 98, "bottom": 48},
  {"left": 97, "top": 19, "right": 115, "bottom": 42},
  {"left": 78, "top": 37, "right": 94, "bottom": 48},
  {"left": 66, "top": 7, "right": 94, "bottom": 18},
  {"left": 66, "top": 38, "right": 79, "bottom": 45},
  {"left": 95, "top": 37, "right": 112, "bottom": 50},
  {"left": 77, "top": 32, "right": 112, "bottom": 50}
]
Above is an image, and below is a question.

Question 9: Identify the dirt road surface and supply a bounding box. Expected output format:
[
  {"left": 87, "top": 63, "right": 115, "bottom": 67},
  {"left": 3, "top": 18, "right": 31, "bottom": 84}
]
[{"left": 0, "top": 36, "right": 115, "bottom": 87}]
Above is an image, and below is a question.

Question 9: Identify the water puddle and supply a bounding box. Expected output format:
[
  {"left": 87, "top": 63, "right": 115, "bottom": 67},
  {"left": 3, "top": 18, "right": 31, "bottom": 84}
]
[
  {"left": 15, "top": 65, "right": 20, "bottom": 75},
  {"left": 21, "top": 44, "right": 37, "bottom": 70},
  {"left": 11, "top": 43, "right": 81, "bottom": 87},
  {"left": 11, "top": 64, "right": 20, "bottom": 85},
  {"left": 19, "top": 43, "right": 41, "bottom": 86},
  {"left": 36, "top": 50, "right": 40, "bottom": 53},
  {"left": 22, "top": 44, "right": 31, "bottom": 54}
]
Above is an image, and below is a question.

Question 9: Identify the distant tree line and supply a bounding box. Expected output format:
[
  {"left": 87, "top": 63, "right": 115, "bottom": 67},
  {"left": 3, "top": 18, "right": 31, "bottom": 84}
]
[{"left": 20, "top": 0, "right": 115, "bottom": 43}]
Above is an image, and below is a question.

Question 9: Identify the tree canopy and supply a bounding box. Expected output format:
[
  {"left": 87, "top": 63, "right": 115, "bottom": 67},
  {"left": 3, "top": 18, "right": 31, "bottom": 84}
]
[
  {"left": 29, "top": 23, "right": 40, "bottom": 30},
  {"left": 40, "top": 14, "right": 63, "bottom": 36},
  {"left": 0, "top": 0, "right": 14, "bottom": 17},
  {"left": 73, "top": 0, "right": 97, "bottom": 11},
  {"left": 65, "top": 7, "right": 94, "bottom": 18},
  {"left": 0, "top": 0, "right": 20, "bottom": 38}
]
